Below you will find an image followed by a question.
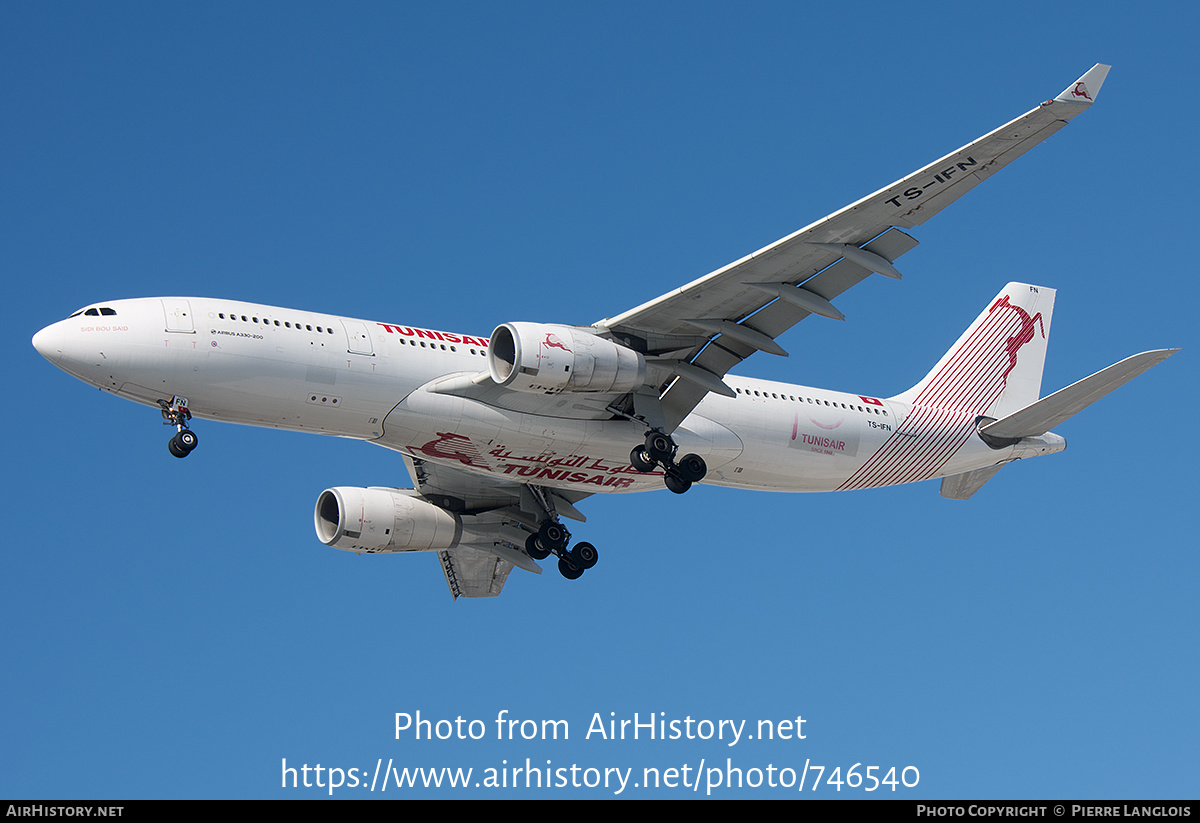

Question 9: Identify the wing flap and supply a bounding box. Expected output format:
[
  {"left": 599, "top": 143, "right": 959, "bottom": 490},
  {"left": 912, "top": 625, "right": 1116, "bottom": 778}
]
[{"left": 438, "top": 548, "right": 515, "bottom": 599}]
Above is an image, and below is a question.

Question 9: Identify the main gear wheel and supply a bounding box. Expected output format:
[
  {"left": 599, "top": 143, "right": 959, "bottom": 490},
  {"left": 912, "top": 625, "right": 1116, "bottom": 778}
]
[{"left": 629, "top": 428, "right": 707, "bottom": 492}]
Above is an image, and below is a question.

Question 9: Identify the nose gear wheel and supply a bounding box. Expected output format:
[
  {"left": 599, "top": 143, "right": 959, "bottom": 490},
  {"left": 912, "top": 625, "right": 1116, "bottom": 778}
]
[{"left": 159, "top": 396, "right": 198, "bottom": 459}]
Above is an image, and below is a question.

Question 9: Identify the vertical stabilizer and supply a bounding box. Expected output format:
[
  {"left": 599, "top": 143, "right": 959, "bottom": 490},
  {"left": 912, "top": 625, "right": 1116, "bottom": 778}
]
[{"left": 892, "top": 283, "right": 1055, "bottom": 417}]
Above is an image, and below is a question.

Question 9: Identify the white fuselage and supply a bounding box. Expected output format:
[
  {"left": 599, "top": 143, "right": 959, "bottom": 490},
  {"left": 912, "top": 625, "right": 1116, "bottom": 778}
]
[{"left": 32, "top": 297, "right": 1056, "bottom": 495}]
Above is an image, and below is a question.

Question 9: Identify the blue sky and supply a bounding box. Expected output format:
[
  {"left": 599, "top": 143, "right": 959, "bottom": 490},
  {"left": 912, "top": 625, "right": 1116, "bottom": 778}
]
[{"left": 4, "top": 1, "right": 1197, "bottom": 799}]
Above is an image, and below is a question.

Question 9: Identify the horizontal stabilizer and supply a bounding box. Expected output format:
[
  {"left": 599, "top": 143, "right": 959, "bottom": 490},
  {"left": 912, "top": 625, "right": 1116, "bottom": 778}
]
[
  {"left": 940, "top": 464, "right": 1005, "bottom": 500},
  {"left": 980, "top": 349, "right": 1178, "bottom": 439}
]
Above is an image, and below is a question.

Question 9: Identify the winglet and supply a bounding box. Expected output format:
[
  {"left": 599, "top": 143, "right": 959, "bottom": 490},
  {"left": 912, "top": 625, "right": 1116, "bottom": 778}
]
[{"left": 1055, "top": 64, "right": 1111, "bottom": 104}]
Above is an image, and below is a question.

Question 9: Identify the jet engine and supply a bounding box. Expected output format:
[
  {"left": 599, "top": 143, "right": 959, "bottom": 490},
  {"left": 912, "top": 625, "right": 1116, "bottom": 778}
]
[
  {"left": 314, "top": 486, "right": 462, "bottom": 553},
  {"left": 487, "top": 322, "right": 645, "bottom": 394}
]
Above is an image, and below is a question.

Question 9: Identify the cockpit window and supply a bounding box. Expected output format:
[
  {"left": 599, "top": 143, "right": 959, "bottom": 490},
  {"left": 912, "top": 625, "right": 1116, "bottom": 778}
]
[{"left": 69, "top": 306, "right": 117, "bottom": 318}]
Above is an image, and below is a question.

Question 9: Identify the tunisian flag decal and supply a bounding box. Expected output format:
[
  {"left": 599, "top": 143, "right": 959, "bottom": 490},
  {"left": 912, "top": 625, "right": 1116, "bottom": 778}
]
[{"left": 859, "top": 396, "right": 884, "bottom": 406}]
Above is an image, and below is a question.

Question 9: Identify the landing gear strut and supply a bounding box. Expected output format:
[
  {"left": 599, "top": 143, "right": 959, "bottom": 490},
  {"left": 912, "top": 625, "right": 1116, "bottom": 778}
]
[
  {"left": 523, "top": 510, "right": 599, "bottom": 580},
  {"left": 160, "top": 396, "right": 198, "bottom": 459},
  {"left": 629, "top": 428, "right": 707, "bottom": 494}
]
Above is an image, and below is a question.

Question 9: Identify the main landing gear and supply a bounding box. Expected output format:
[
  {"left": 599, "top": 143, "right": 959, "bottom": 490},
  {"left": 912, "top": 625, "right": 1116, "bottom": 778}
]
[
  {"left": 524, "top": 519, "right": 598, "bottom": 581},
  {"left": 629, "top": 428, "right": 707, "bottom": 494},
  {"left": 160, "top": 396, "right": 199, "bottom": 459}
]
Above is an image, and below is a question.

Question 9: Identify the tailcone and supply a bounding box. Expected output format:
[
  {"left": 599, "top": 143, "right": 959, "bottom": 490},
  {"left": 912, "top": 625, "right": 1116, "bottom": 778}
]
[{"left": 1011, "top": 431, "right": 1066, "bottom": 459}]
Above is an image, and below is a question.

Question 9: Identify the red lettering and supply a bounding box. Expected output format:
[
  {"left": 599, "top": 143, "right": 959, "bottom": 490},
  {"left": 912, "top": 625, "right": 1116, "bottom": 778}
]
[{"left": 376, "top": 324, "right": 485, "bottom": 343}]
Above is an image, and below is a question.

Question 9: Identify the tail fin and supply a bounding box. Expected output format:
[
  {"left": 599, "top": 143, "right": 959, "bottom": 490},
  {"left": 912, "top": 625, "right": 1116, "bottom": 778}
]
[{"left": 892, "top": 283, "right": 1056, "bottom": 417}]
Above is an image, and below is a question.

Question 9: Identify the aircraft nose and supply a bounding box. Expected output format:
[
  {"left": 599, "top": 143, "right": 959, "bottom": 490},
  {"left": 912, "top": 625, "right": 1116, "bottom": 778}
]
[{"left": 32, "top": 322, "right": 63, "bottom": 363}]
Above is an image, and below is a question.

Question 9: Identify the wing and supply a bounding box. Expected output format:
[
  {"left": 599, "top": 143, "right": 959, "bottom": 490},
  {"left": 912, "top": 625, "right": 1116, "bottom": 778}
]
[
  {"left": 403, "top": 455, "right": 590, "bottom": 599},
  {"left": 595, "top": 65, "right": 1111, "bottom": 430},
  {"left": 392, "top": 66, "right": 1110, "bottom": 597}
]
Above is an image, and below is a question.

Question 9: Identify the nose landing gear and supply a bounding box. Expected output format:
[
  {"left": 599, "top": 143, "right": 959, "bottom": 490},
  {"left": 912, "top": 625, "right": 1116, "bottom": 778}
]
[
  {"left": 629, "top": 428, "right": 707, "bottom": 493},
  {"left": 160, "top": 396, "right": 198, "bottom": 458}
]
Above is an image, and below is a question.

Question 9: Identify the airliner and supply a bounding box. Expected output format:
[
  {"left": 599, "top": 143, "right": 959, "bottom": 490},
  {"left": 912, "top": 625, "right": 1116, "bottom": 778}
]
[{"left": 31, "top": 65, "right": 1176, "bottom": 598}]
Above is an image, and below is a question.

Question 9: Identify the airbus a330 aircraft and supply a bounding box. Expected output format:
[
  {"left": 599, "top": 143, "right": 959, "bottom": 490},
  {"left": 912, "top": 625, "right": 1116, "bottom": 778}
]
[{"left": 32, "top": 64, "right": 1176, "bottom": 598}]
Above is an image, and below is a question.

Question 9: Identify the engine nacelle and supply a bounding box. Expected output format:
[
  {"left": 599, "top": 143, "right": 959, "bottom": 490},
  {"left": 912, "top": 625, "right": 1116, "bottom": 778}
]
[
  {"left": 488, "top": 322, "right": 645, "bottom": 394},
  {"left": 314, "top": 487, "right": 462, "bottom": 553}
]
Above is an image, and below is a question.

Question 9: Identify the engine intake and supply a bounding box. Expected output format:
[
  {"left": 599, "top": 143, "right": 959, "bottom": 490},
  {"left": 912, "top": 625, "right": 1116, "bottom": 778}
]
[
  {"left": 488, "top": 322, "right": 645, "bottom": 394},
  {"left": 314, "top": 487, "right": 462, "bottom": 553}
]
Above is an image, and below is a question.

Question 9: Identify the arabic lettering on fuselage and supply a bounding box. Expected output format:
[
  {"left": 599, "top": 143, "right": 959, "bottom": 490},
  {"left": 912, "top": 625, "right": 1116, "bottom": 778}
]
[{"left": 414, "top": 434, "right": 650, "bottom": 488}]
